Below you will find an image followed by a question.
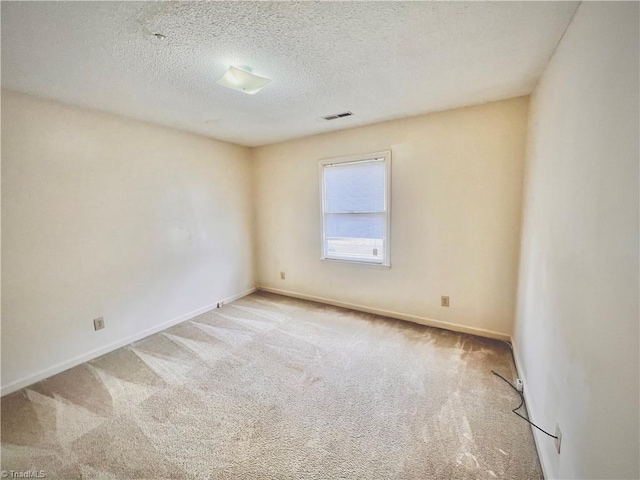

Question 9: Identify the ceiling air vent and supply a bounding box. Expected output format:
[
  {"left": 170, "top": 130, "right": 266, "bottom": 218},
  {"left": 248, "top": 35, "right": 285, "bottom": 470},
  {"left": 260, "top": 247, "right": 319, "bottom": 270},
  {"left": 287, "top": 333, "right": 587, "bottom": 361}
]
[{"left": 322, "top": 111, "right": 354, "bottom": 121}]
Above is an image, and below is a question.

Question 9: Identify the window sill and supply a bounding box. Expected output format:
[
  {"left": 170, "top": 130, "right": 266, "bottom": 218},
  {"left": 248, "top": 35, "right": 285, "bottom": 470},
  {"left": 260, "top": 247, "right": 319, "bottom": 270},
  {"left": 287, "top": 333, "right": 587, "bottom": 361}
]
[{"left": 320, "top": 257, "right": 391, "bottom": 270}]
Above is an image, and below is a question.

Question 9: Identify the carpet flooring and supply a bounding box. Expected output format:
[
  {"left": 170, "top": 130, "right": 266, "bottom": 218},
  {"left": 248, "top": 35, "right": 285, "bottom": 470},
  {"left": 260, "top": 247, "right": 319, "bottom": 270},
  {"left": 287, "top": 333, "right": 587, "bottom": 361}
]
[{"left": 1, "top": 292, "right": 542, "bottom": 479}]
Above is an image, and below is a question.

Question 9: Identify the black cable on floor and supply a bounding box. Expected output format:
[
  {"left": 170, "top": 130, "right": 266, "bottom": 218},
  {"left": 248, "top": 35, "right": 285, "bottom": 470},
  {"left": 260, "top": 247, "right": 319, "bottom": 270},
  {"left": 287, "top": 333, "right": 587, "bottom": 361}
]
[{"left": 491, "top": 370, "right": 558, "bottom": 439}]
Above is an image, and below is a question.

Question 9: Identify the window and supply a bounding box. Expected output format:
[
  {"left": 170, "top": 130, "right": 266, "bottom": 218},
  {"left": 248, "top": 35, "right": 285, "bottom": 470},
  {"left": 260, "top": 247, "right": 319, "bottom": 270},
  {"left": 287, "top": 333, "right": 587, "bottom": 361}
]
[{"left": 320, "top": 151, "right": 391, "bottom": 266}]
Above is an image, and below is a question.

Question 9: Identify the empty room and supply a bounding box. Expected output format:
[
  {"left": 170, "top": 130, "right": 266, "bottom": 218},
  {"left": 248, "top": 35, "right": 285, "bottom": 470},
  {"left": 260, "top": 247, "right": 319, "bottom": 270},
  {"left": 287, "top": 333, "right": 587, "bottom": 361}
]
[{"left": 1, "top": 1, "right": 638, "bottom": 479}]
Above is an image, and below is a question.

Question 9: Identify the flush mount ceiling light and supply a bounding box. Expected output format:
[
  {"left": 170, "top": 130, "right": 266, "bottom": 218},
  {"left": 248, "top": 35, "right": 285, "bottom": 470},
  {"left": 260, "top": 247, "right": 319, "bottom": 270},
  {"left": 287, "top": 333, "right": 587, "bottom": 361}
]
[{"left": 217, "top": 66, "right": 272, "bottom": 95}]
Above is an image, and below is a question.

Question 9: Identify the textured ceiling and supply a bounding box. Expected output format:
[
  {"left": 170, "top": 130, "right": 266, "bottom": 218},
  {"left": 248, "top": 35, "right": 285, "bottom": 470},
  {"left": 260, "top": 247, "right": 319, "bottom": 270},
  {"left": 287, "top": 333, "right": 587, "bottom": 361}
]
[{"left": 1, "top": 1, "right": 578, "bottom": 147}]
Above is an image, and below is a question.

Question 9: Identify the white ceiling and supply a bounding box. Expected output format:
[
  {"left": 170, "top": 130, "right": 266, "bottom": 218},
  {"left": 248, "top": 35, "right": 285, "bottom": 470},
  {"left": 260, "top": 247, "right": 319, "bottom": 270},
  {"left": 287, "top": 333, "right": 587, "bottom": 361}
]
[{"left": 2, "top": 1, "right": 579, "bottom": 147}]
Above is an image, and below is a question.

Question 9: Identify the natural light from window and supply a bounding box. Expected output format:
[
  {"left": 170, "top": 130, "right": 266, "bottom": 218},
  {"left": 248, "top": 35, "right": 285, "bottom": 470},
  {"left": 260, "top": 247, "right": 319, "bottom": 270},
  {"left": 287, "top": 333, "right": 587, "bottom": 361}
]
[{"left": 320, "top": 151, "right": 391, "bottom": 266}]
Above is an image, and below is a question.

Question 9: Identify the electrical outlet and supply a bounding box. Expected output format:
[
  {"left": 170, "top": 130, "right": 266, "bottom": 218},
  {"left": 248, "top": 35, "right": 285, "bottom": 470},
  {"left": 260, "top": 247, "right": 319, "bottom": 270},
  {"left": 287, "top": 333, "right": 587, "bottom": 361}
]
[
  {"left": 93, "top": 317, "right": 105, "bottom": 331},
  {"left": 554, "top": 424, "right": 562, "bottom": 454},
  {"left": 280, "top": 271, "right": 286, "bottom": 280},
  {"left": 441, "top": 296, "right": 450, "bottom": 307}
]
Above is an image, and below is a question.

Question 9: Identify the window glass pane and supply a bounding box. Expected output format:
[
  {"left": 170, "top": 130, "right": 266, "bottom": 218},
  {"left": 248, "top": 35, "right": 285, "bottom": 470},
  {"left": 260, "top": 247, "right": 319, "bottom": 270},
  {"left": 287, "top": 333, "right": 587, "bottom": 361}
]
[
  {"left": 324, "top": 160, "right": 385, "bottom": 213},
  {"left": 325, "top": 212, "right": 384, "bottom": 239},
  {"left": 321, "top": 153, "right": 389, "bottom": 265},
  {"left": 326, "top": 238, "right": 384, "bottom": 262}
]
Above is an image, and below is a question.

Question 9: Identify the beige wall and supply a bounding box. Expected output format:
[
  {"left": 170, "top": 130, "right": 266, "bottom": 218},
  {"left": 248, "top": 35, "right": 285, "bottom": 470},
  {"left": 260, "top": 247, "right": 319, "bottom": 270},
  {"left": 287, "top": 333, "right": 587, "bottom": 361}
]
[
  {"left": 1, "top": 90, "right": 255, "bottom": 393},
  {"left": 514, "top": 2, "right": 639, "bottom": 479},
  {"left": 252, "top": 97, "right": 529, "bottom": 338}
]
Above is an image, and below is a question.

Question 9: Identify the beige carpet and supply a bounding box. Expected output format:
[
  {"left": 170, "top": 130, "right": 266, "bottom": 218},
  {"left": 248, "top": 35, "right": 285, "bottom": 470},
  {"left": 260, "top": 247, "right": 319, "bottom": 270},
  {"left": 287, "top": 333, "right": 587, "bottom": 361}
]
[{"left": 1, "top": 292, "right": 542, "bottom": 479}]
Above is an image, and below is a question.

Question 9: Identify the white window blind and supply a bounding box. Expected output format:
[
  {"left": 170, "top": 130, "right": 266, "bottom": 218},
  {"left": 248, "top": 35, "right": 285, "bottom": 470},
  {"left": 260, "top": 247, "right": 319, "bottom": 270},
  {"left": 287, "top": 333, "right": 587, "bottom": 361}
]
[{"left": 321, "top": 152, "right": 390, "bottom": 265}]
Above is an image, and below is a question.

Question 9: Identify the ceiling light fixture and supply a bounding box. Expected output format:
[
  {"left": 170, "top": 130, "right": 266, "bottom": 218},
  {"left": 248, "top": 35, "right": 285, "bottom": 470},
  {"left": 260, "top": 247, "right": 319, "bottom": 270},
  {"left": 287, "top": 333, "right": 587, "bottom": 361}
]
[{"left": 217, "top": 66, "right": 271, "bottom": 95}]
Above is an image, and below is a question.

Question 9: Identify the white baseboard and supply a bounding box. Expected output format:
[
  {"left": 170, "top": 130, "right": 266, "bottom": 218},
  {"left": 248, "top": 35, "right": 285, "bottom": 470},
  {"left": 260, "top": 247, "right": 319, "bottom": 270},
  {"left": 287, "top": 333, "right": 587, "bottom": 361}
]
[
  {"left": 510, "top": 338, "right": 551, "bottom": 480},
  {"left": 220, "top": 287, "right": 257, "bottom": 305},
  {"left": 256, "top": 285, "right": 510, "bottom": 342},
  {"left": 1, "top": 287, "right": 256, "bottom": 397}
]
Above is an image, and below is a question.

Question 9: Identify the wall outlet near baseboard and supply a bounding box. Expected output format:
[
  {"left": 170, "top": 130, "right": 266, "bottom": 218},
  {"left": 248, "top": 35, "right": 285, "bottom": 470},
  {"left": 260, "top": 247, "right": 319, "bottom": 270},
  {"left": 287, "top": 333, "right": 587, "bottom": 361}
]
[
  {"left": 280, "top": 271, "right": 286, "bottom": 280},
  {"left": 93, "top": 317, "right": 105, "bottom": 331},
  {"left": 555, "top": 424, "right": 562, "bottom": 454},
  {"left": 441, "top": 296, "right": 450, "bottom": 307}
]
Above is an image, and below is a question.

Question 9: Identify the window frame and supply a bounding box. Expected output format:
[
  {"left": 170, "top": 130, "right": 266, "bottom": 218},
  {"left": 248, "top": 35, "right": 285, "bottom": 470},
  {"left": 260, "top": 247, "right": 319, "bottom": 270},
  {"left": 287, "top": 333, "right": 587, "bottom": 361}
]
[{"left": 319, "top": 150, "right": 392, "bottom": 268}]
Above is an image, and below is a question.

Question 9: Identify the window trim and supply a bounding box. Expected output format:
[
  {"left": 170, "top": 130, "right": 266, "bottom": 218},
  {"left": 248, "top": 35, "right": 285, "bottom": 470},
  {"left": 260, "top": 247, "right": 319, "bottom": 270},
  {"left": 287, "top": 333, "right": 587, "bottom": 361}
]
[{"left": 319, "top": 150, "right": 391, "bottom": 268}]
